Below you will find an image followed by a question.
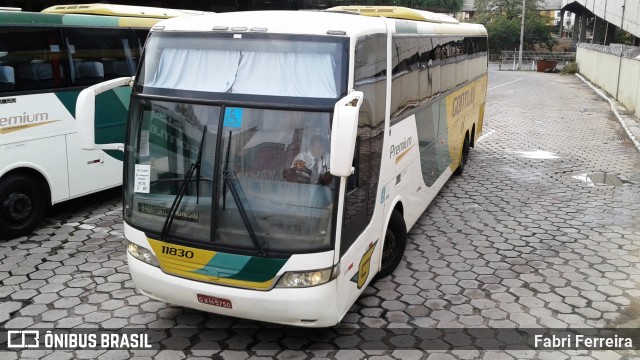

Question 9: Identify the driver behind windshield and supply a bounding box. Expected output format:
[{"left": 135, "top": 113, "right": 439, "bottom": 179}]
[{"left": 284, "top": 134, "right": 332, "bottom": 185}]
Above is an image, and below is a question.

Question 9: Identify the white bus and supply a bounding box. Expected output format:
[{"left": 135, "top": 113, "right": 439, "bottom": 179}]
[
  {"left": 0, "top": 5, "right": 204, "bottom": 239},
  {"left": 77, "top": 6, "right": 488, "bottom": 327}
]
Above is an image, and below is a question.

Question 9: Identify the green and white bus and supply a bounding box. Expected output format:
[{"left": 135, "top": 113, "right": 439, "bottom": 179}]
[
  {"left": 78, "top": 6, "right": 488, "bottom": 327},
  {"left": 0, "top": 5, "right": 203, "bottom": 239}
]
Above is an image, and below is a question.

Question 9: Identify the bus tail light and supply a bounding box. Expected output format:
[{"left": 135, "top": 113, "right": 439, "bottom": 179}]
[
  {"left": 127, "top": 241, "right": 159, "bottom": 267},
  {"left": 276, "top": 266, "right": 337, "bottom": 288}
]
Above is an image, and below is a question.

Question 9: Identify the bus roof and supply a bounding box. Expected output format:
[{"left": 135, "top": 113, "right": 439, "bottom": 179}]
[
  {"left": 327, "top": 6, "right": 459, "bottom": 24},
  {"left": 42, "top": 3, "right": 209, "bottom": 19},
  {"left": 151, "top": 9, "right": 486, "bottom": 38},
  {"left": 0, "top": 10, "right": 160, "bottom": 28}
]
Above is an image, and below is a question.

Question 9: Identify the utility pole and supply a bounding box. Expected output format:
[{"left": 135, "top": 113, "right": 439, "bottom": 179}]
[
  {"left": 518, "top": 0, "right": 526, "bottom": 70},
  {"left": 615, "top": 0, "right": 627, "bottom": 99}
]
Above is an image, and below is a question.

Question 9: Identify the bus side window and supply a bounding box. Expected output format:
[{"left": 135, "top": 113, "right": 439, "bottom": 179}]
[
  {"left": 415, "top": 102, "right": 440, "bottom": 186},
  {"left": 440, "top": 37, "right": 456, "bottom": 93},
  {"left": 62, "top": 28, "right": 138, "bottom": 86},
  {"left": 418, "top": 37, "right": 439, "bottom": 100},
  {"left": 346, "top": 137, "right": 361, "bottom": 192},
  {"left": 341, "top": 33, "right": 386, "bottom": 256},
  {"left": 455, "top": 36, "right": 467, "bottom": 86},
  {"left": 134, "top": 29, "right": 150, "bottom": 54},
  {"left": 390, "top": 36, "right": 419, "bottom": 121},
  {"left": 0, "top": 65, "right": 15, "bottom": 92},
  {"left": 468, "top": 36, "right": 489, "bottom": 80},
  {"left": 0, "top": 27, "right": 68, "bottom": 92}
]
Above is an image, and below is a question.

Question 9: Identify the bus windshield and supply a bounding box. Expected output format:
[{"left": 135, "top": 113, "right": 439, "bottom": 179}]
[
  {"left": 136, "top": 32, "right": 347, "bottom": 99},
  {"left": 124, "top": 100, "right": 336, "bottom": 254}
]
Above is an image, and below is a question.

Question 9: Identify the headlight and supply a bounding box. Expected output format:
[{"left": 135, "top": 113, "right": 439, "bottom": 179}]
[
  {"left": 276, "top": 266, "right": 336, "bottom": 288},
  {"left": 127, "top": 241, "right": 159, "bottom": 267}
]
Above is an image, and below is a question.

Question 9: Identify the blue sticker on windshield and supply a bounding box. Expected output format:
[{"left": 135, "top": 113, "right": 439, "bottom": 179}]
[{"left": 224, "top": 108, "right": 243, "bottom": 129}]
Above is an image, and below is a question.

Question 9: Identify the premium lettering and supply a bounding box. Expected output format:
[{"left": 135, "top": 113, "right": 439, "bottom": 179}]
[
  {"left": 390, "top": 137, "right": 413, "bottom": 158},
  {"left": 0, "top": 112, "right": 48, "bottom": 127}
]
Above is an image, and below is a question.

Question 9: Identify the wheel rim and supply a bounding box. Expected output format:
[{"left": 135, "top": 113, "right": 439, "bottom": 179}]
[
  {"left": 2, "top": 191, "right": 33, "bottom": 223},
  {"left": 382, "top": 228, "right": 396, "bottom": 263}
]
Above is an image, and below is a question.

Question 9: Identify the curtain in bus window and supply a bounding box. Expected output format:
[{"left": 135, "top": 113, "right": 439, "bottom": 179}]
[
  {"left": 145, "top": 48, "right": 241, "bottom": 92},
  {"left": 145, "top": 48, "right": 337, "bottom": 98},
  {"left": 231, "top": 51, "right": 337, "bottom": 98}
]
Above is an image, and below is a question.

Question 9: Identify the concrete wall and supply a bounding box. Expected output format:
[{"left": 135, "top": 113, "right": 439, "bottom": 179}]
[
  {"left": 618, "top": 57, "right": 640, "bottom": 115},
  {"left": 577, "top": 43, "right": 640, "bottom": 116}
]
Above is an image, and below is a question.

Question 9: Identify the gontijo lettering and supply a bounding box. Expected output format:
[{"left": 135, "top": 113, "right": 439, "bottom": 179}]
[{"left": 452, "top": 87, "right": 476, "bottom": 117}]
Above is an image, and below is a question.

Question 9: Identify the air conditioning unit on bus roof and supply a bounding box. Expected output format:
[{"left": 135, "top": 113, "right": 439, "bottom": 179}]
[{"left": 326, "top": 6, "right": 459, "bottom": 24}]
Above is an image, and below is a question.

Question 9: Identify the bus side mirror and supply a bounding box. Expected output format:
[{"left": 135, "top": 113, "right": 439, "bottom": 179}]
[
  {"left": 76, "top": 76, "right": 134, "bottom": 152},
  {"left": 330, "top": 91, "right": 363, "bottom": 177}
]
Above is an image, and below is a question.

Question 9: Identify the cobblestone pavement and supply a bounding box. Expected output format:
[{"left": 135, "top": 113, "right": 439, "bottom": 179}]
[{"left": 2, "top": 70, "right": 640, "bottom": 359}]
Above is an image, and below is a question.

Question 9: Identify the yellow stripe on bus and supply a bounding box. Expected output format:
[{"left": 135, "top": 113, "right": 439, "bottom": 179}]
[
  {"left": 394, "top": 144, "right": 415, "bottom": 164},
  {"left": 118, "top": 17, "right": 161, "bottom": 28},
  {"left": 0, "top": 120, "right": 61, "bottom": 134},
  {"left": 147, "top": 238, "right": 277, "bottom": 290}
]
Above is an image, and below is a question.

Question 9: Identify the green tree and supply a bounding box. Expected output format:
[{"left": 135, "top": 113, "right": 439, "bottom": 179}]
[
  {"left": 485, "top": 16, "right": 520, "bottom": 53},
  {"left": 416, "top": 0, "right": 464, "bottom": 12},
  {"left": 473, "top": 0, "right": 543, "bottom": 23},
  {"left": 474, "top": 0, "right": 557, "bottom": 53},
  {"left": 614, "top": 29, "right": 634, "bottom": 45}
]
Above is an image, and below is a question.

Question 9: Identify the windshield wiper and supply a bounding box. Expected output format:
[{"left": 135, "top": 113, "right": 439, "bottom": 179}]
[
  {"left": 194, "top": 125, "right": 207, "bottom": 204},
  {"left": 160, "top": 125, "right": 207, "bottom": 242},
  {"left": 222, "top": 131, "right": 265, "bottom": 256}
]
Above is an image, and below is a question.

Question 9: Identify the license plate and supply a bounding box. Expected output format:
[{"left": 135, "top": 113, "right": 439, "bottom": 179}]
[{"left": 197, "top": 294, "right": 233, "bottom": 309}]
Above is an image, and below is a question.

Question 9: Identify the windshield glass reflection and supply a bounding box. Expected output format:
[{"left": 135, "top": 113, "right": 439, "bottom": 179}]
[{"left": 125, "top": 101, "right": 335, "bottom": 254}]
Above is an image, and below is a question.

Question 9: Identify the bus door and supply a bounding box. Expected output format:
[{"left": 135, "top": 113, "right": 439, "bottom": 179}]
[
  {"left": 65, "top": 91, "right": 129, "bottom": 196},
  {"left": 335, "top": 121, "right": 388, "bottom": 320},
  {"left": 335, "top": 33, "right": 388, "bottom": 316},
  {"left": 63, "top": 28, "right": 138, "bottom": 197}
]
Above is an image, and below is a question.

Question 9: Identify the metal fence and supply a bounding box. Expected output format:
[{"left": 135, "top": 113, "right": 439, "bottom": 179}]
[{"left": 492, "top": 51, "right": 577, "bottom": 71}]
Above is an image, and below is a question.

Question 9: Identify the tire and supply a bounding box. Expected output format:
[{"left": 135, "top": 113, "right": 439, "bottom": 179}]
[
  {"left": 453, "top": 135, "right": 470, "bottom": 176},
  {"left": 470, "top": 128, "right": 476, "bottom": 148},
  {"left": 375, "top": 210, "right": 407, "bottom": 280},
  {"left": 0, "top": 174, "right": 46, "bottom": 240}
]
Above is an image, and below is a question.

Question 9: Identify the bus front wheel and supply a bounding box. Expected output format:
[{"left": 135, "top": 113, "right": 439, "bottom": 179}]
[
  {"left": 376, "top": 210, "right": 407, "bottom": 279},
  {"left": 0, "top": 174, "right": 46, "bottom": 240}
]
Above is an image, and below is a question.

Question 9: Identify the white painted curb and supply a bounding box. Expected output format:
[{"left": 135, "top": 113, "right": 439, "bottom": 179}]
[{"left": 576, "top": 73, "right": 640, "bottom": 152}]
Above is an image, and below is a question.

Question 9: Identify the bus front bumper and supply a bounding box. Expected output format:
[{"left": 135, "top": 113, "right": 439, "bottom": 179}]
[{"left": 128, "top": 254, "right": 340, "bottom": 328}]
